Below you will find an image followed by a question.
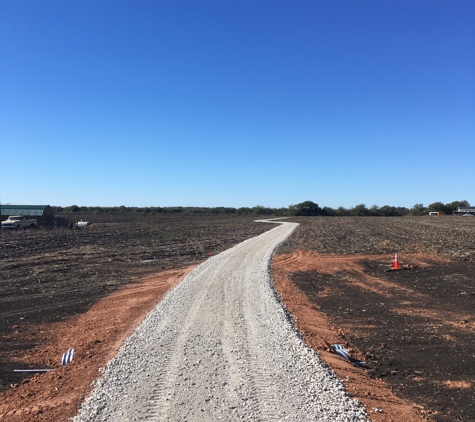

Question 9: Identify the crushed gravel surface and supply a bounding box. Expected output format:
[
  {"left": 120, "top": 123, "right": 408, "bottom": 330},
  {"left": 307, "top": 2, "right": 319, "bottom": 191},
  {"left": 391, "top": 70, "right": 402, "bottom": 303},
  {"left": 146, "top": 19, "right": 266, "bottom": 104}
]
[
  {"left": 0, "top": 214, "right": 273, "bottom": 392},
  {"left": 74, "top": 221, "right": 367, "bottom": 421}
]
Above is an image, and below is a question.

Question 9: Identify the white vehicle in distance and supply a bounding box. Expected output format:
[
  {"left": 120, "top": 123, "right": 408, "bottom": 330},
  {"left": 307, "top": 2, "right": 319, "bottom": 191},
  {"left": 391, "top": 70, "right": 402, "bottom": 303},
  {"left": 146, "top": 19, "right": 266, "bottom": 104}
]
[
  {"left": 1, "top": 215, "right": 37, "bottom": 230},
  {"left": 76, "top": 219, "right": 92, "bottom": 228}
]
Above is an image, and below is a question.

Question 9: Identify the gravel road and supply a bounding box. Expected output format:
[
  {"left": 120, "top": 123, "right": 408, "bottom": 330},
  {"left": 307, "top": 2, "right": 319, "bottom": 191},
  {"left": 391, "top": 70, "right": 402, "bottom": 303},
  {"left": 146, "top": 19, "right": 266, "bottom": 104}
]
[{"left": 74, "top": 221, "right": 367, "bottom": 421}]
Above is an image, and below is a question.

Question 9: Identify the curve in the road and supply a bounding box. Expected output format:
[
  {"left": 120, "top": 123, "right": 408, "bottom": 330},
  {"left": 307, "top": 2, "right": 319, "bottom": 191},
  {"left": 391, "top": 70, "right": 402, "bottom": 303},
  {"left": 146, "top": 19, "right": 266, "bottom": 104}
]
[{"left": 74, "top": 221, "right": 367, "bottom": 421}]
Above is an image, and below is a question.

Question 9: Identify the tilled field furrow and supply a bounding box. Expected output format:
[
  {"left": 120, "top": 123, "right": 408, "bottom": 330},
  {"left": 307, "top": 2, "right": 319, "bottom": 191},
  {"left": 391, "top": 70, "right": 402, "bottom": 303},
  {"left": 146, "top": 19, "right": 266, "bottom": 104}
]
[
  {"left": 73, "top": 222, "right": 367, "bottom": 421},
  {"left": 0, "top": 296, "right": 108, "bottom": 319}
]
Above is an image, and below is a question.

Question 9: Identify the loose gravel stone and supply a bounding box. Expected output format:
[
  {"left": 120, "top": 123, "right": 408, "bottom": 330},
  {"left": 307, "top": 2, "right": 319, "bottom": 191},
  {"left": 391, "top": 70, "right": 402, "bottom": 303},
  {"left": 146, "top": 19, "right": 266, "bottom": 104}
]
[{"left": 74, "top": 221, "right": 367, "bottom": 421}]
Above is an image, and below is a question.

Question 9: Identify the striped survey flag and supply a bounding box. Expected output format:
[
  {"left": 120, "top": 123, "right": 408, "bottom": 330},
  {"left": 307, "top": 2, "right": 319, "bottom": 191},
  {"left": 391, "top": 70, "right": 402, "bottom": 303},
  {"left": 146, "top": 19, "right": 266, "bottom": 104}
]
[{"left": 61, "top": 348, "right": 74, "bottom": 365}]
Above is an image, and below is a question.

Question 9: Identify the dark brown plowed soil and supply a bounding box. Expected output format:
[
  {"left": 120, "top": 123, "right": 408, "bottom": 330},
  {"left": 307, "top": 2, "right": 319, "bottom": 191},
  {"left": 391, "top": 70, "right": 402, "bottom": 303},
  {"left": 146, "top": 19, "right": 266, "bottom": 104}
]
[
  {"left": 275, "top": 217, "right": 475, "bottom": 422},
  {"left": 0, "top": 266, "right": 195, "bottom": 421},
  {"left": 0, "top": 214, "right": 273, "bottom": 393},
  {"left": 2, "top": 215, "right": 475, "bottom": 422}
]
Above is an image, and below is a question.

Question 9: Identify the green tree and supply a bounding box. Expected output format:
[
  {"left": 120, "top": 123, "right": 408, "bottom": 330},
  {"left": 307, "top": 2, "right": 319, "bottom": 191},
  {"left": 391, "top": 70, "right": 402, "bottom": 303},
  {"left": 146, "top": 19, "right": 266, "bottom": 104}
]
[
  {"left": 350, "top": 204, "right": 371, "bottom": 216},
  {"left": 445, "top": 200, "right": 470, "bottom": 214},
  {"left": 252, "top": 205, "right": 274, "bottom": 215},
  {"left": 427, "top": 202, "right": 450, "bottom": 215},
  {"left": 335, "top": 206, "right": 349, "bottom": 216},
  {"left": 237, "top": 207, "right": 252, "bottom": 215},
  {"left": 289, "top": 201, "right": 322, "bottom": 216},
  {"left": 321, "top": 206, "right": 336, "bottom": 216},
  {"left": 408, "top": 203, "right": 426, "bottom": 216},
  {"left": 369, "top": 205, "right": 380, "bottom": 216},
  {"left": 378, "top": 205, "right": 395, "bottom": 216},
  {"left": 252, "top": 205, "right": 267, "bottom": 215}
]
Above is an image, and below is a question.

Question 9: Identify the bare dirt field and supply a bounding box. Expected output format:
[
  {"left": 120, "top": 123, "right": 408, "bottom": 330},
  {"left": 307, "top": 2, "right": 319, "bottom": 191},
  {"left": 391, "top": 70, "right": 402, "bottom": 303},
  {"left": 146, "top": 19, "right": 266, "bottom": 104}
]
[
  {"left": 0, "top": 267, "right": 195, "bottom": 421},
  {"left": 1, "top": 215, "right": 474, "bottom": 421},
  {"left": 273, "top": 216, "right": 475, "bottom": 422},
  {"left": 0, "top": 214, "right": 273, "bottom": 391}
]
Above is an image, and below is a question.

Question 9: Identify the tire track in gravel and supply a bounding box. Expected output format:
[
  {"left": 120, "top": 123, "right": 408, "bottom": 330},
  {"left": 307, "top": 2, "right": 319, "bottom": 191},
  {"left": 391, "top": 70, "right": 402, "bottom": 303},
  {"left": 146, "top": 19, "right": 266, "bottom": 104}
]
[
  {"left": 134, "top": 256, "right": 232, "bottom": 421},
  {"left": 74, "top": 221, "right": 368, "bottom": 422}
]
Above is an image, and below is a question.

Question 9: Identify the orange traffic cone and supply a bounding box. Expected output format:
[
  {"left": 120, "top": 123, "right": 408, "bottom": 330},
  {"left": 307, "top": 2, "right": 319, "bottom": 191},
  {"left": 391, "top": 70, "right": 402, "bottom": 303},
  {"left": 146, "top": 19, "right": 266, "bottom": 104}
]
[{"left": 393, "top": 253, "right": 400, "bottom": 270}]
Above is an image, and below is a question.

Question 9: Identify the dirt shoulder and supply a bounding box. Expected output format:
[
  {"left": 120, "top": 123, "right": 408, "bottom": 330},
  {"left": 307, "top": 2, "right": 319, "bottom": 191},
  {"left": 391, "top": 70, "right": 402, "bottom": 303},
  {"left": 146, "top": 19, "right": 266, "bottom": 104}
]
[
  {"left": 0, "top": 214, "right": 273, "bottom": 393},
  {"left": 273, "top": 217, "right": 475, "bottom": 422},
  {"left": 0, "top": 266, "right": 195, "bottom": 421},
  {"left": 2, "top": 216, "right": 474, "bottom": 421}
]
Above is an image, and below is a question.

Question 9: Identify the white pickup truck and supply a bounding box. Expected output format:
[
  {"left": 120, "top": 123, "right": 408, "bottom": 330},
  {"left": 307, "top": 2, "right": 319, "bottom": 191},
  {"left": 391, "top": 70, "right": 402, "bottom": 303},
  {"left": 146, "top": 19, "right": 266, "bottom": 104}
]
[{"left": 1, "top": 215, "right": 37, "bottom": 230}]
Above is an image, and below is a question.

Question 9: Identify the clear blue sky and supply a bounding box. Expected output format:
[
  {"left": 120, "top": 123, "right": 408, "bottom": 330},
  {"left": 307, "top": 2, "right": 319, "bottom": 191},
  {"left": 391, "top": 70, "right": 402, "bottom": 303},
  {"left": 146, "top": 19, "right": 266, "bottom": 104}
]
[{"left": 1, "top": 0, "right": 474, "bottom": 208}]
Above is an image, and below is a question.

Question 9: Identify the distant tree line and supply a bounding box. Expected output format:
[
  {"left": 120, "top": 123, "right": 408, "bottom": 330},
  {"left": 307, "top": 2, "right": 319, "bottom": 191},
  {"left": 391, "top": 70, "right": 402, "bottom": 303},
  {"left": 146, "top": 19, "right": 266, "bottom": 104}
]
[{"left": 52, "top": 200, "right": 470, "bottom": 217}]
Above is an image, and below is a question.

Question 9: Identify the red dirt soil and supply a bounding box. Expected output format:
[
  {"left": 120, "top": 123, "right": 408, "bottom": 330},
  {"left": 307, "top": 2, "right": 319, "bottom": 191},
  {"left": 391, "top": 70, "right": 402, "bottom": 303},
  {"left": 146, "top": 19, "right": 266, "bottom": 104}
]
[
  {"left": 271, "top": 250, "right": 449, "bottom": 422},
  {"left": 2, "top": 248, "right": 469, "bottom": 421},
  {"left": 0, "top": 266, "right": 195, "bottom": 421}
]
